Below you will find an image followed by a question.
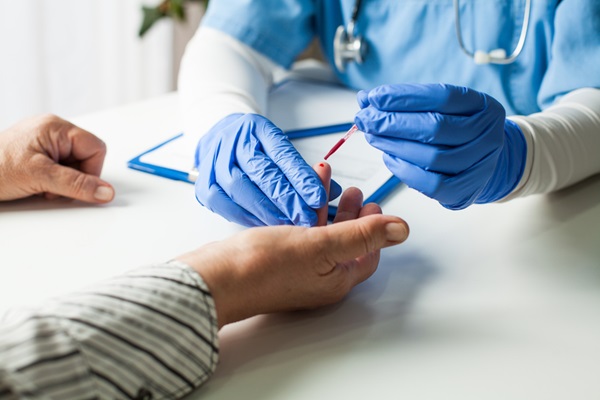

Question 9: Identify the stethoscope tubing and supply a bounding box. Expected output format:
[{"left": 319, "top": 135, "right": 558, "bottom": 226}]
[
  {"left": 334, "top": 0, "right": 532, "bottom": 71},
  {"left": 453, "top": 0, "right": 531, "bottom": 64}
]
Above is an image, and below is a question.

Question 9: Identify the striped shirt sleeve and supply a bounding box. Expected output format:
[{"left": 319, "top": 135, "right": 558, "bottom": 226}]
[{"left": 0, "top": 260, "right": 219, "bottom": 399}]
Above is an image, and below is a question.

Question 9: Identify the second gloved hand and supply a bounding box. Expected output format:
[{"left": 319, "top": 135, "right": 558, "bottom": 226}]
[
  {"left": 355, "top": 83, "right": 527, "bottom": 209},
  {"left": 195, "top": 113, "right": 336, "bottom": 227}
]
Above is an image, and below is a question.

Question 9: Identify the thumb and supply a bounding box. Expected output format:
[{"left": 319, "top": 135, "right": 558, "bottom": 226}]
[
  {"left": 315, "top": 214, "right": 409, "bottom": 266},
  {"left": 42, "top": 164, "right": 115, "bottom": 203}
]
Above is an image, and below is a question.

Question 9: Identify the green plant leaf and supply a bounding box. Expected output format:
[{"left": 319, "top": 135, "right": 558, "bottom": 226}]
[
  {"left": 169, "top": 1, "right": 186, "bottom": 20},
  {"left": 139, "top": 0, "right": 209, "bottom": 38},
  {"left": 139, "top": 5, "right": 167, "bottom": 37}
]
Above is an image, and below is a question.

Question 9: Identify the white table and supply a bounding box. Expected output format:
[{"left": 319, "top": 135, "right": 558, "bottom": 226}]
[{"left": 1, "top": 93, "right": 599, "bottom": 400}]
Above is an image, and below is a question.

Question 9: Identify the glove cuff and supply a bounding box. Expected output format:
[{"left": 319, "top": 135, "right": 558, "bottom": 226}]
[{"left": 475, "top": 119, "right": 527, "bottom": 204}]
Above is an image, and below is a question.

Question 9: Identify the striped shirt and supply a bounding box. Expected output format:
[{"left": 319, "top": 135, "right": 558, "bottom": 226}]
[{"left": 0, "top": 260, "right": 219, "bottom": 399}]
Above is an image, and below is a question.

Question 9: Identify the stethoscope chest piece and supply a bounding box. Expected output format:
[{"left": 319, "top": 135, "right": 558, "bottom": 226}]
[
  {"left": 333, "top": 22, "right": 367, "bottom": 73},
  {"left": 333, "top": 0, "right": 367, "bottom": 74}
]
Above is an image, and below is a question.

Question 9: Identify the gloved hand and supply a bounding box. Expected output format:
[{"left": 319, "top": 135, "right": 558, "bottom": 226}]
[
  {"left": 194, "top": 113, "right": 341, "bottom": 227},
  {"left": 354, "top": 83, "right": 527, "bottom": 209}
]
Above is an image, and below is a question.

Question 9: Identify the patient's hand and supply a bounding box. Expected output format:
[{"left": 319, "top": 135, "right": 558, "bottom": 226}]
[
  {"left": 177, "top": 162, "right": 409, "bottom": 328},
  {"left": 0, "top": 114, "right": 114, "bottom": 203}
]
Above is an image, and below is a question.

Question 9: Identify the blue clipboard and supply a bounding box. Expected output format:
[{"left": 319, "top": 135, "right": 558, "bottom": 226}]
[
  {"left": 126, "top": 123, "right": 355, "bottom": 183},
  {"left": 127, "top": 133, "right": 193, "bottom": 182}
]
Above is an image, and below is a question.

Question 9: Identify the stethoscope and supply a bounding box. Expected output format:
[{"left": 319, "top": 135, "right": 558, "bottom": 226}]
[{"left": 333, "top": 0, "right": 532, "bottom": 72}]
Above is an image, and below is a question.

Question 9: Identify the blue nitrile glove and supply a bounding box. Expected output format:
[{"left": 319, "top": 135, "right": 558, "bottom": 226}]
[
  {"left": 194, "top": 113, "right": 341, "bottom": 227},
  {"left": 355, "top": 83, "right": 527, "bottom": 209}
]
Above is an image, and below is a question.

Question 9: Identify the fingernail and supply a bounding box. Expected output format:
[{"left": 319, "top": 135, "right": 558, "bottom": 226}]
[
  {"left": 385, "top": 221, "right": 408, "bottom": 242},
  {"left": 94, "top": 186, "right": 114, "bottom": 202}
]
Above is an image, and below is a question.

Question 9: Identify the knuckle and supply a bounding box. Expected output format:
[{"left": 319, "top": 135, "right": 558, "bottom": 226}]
[
  {"left": 96, "top": 138, "right": 107, "bottom": 155},
  {"left": 438, "top": 84, "right": 455, "bottom": 103},
  {"left": 202, "top": 185, "right": 221, "bottom": 208},
  {"left": 34, "top": 114, "right": 64, "bottom": 130},
  {"left": 429, "top": 113, "right": 445, "bottom": 141},
  {"left": 420, "top": 172, "right": 446, "bottom": 199},
  {"left": 37, "top": 113, "right": 60, "bottom": 123},
  {"left": 355, "top": 222, "right": 376, "bottom": 255},
  {"left": 307, "top": 229, "right": 337, "bottom": 267},
  {"left": 70, "top": 173, "right": 92, "bottom": 197},
  {"left": 312, "top": 230, "right": 332, "bottom": 258}
]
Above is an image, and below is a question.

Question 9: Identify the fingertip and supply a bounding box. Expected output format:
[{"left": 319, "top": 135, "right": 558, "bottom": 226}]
[
  {"left": 93, "top": 184, "right": 114, "bottom": 203},
  {"left": 339, "top": 186, "right": 364, "bottom": 207},
  {"left": 357, "top": 90, "right": 370, "bottom": 108},
  {"left": 313, "top": 161, "right": 331, "bottom": 174},
  {"left": 384, "top": 218, "right": 410, "bottom": 244},
  {"left": 353, "top": 109, "right": 370, "bottom": 133},
  {"left": 332, "top": 187, "right": 364, "bottom": 223},
  {"left": 358, "top": 202, "right": 382, "bottom": 217},
  {"left": 312, "top": 161, "right": 331, "bottom": 195}
]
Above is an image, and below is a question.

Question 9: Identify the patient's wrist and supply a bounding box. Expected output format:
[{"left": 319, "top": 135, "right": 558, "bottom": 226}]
[{"left": 175, "top": 243, "right": 250, "bottom": 329}]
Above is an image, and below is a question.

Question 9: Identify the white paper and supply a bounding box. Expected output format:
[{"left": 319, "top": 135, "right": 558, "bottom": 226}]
[
  {"left": 290, "top": 130, "right": 392, "bottom": 207},
  {"left": 139, "top": 134, "right": 198, "bottom": 173}
]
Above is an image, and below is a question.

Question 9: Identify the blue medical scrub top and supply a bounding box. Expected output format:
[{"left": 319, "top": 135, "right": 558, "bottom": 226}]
[{"left": 202, "top": 0, "right": 600, "bottom": 116}]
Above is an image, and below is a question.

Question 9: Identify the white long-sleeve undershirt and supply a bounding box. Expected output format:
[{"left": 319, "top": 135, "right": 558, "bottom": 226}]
[
  {"left": 178, "top": 27, "right": 282, "bottom": 142},
  {"left": 506, "top": 88, "right": 600, "bottom": 198},
  {"left": 179, "top": 27, "right": 600, "bottom": 200}
]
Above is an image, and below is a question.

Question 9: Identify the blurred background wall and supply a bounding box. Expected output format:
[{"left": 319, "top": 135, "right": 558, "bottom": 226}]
[{"left": 0, "top": 0, "right": 203, "bottom": 130}]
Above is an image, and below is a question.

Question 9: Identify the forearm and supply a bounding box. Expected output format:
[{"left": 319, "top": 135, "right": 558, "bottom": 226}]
[
  {"left": 178, "top": 27, "right": 283, "bottom": 140},
  {"left": 505, "top": 88, "right": 600, "bottom": 199},
  {"left": 0, "top": 261, "right": 218, "bottom": 399}
]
